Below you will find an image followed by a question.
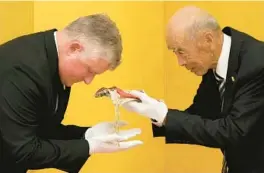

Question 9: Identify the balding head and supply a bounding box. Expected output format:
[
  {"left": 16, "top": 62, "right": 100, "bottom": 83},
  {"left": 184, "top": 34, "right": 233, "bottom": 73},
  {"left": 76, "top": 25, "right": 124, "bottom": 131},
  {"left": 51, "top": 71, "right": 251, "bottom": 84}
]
[
  {"left": 167, "top": 6, "right": 220, "bottom": 43},
  {"left": 166, "top": 6, "right": 223, "bottom": 76}
]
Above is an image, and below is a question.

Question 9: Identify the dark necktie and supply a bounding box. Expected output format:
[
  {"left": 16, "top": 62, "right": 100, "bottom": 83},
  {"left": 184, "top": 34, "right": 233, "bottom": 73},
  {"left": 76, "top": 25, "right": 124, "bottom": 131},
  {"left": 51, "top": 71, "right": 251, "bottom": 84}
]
[
  {"left": 214, "top": 72, "right": 225, "bottom": 102},
  {"left": 54, "top": 85, "right": 66, "bottom": 114},
  {"left": 214, "top": 71, "right": 228, "bottom": 173},
  {"left": 214, "top": 72, "right": 225, "bottom": 112}
]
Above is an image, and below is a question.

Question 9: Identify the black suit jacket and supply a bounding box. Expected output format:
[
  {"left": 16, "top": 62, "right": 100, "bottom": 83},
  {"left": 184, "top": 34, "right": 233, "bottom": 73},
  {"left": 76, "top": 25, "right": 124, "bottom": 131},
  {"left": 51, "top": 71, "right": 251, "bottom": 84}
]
[
  {"left": 0, "top": 29, "right": 90, "bottom": 173},
  {"left": 153, "top": 27, "right": 264, "bottom": 173}
]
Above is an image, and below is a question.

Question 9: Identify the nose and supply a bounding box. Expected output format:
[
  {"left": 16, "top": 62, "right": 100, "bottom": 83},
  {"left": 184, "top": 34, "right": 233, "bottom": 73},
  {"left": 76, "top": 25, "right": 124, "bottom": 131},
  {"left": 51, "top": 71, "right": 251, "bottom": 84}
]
[
  {"left": 177, "top": 57, "right": 186, "bottom": 66},
  {"left": 84, "top": 75, "right": 95, "bottom": 84}
]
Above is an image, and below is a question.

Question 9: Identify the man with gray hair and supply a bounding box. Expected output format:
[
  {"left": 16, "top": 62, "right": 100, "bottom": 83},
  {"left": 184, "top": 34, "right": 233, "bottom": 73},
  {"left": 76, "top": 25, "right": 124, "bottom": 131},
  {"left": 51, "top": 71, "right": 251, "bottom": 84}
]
[
  {"left": 0, "top": 13, "right": 142, "bottom": 173},
  {"left": 122, "top": 6, "right": 264, "bottom": 173}
]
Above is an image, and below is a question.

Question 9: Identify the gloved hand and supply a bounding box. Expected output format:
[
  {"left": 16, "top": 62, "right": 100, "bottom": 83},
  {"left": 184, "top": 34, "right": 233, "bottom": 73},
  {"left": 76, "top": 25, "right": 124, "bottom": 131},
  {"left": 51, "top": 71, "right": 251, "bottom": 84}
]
[
  {"left": 84, "top": 121, "right": 128, "bottom": 139},
  {"left": 87, "top": 132, "right": 143, "bottom": 154},
  {"left": 85, "top": 121, "right": 143, "bottom": 154},
  {"left": 121, "top": 90, "right": 168, "bottom": 126}
]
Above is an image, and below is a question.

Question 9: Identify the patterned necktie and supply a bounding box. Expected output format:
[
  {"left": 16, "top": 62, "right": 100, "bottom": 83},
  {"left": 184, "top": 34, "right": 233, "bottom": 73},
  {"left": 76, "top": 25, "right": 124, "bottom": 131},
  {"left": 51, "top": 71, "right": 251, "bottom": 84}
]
[
  {"left": 214, "top": 71, "right": 228, "bottom": 173},
  {"left": 214, "top": 72, "right": 225, "bottom": 102}
]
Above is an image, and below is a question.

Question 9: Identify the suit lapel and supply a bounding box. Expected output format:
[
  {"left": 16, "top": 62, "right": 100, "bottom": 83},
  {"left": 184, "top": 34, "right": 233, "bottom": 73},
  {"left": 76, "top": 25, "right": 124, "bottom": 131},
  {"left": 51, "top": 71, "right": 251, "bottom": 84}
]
[
  {"left": 221, "top": 27, "right": 243, "bottom": 113},
  {"left": 44, "top": 29, "right": 71, "bottom": 122},
  {"left": 55, "top": 87, "right": 71, "bottom": 122},
  {"left": 222, "top": 73, "right": 237, "bottom": 113}
]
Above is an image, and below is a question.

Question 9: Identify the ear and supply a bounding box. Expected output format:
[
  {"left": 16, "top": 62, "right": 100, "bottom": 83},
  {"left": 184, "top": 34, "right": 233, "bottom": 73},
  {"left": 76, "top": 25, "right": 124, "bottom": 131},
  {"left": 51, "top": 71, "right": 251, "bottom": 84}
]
[
  {"left": 66, "top": 40, "right": 84, "bottom": 55},
  {"left": 204, "top": 31, "right": 214, "bottom": 48},
  {"left": 197, "top": 31, "right": 214, "bottom": 51},
  {"left": 203, "top": 31, "right": 213, "bottom": 42}
]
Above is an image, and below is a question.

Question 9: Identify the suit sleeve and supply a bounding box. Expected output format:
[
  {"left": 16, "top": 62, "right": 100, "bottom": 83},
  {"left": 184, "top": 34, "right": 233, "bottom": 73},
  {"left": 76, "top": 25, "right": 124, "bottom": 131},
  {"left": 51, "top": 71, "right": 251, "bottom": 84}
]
[
  {"left": 185, "top": 72, "right": 221, "bottom": 119},
  {"left": 0, "top": 69, "right": 90, "bottom": 172},
  {"left": 38, "top": 123, "right": 89, "bottom": 140},
  {"left": 155, "top": 69, "right": 264, "bottom": 149},
  {"left": 184, "top": 75, "right": 206, "bottom": 114}
]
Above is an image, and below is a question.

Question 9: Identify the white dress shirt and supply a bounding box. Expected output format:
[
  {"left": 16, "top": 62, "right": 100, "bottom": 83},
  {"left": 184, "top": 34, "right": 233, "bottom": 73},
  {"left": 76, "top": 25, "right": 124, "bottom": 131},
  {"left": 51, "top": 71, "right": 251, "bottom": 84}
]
[
  {"left": 54, "top": 31, "right": 66, "bottom": 90},
  {"left": 215, "top": 33, "right": 232, "bottom": 80}
]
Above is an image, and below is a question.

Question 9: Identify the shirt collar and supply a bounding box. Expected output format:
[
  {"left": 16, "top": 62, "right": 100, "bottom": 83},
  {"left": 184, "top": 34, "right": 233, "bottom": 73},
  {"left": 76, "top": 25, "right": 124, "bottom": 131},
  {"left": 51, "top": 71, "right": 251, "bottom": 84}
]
[
  {"left": 54, "top": 31, "right": 66, "bottom": 90},
  {"left": 54, "top": 31, "right": 59, "bottom": 53},
  {"left": 215, "top": 33, "right": 232, "bottom": 80}
]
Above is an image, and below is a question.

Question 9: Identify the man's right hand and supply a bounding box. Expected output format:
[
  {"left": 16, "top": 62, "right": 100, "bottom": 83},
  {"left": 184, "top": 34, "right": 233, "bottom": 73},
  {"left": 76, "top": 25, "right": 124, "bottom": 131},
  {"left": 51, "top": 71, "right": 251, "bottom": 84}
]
[{"left": 121, "top": 90, "right": 168, "bottom": 126}]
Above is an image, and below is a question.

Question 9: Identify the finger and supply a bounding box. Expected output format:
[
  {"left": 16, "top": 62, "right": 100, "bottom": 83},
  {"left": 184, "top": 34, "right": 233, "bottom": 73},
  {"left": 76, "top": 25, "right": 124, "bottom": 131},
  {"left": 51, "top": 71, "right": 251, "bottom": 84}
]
[
  {"left": 119, "top": 140, "right": 143, "bottom": 149},
  {"left": 121, "top": 100, "right": 140, "bottom": 107},
  {"left": 129, "top": 90, "right": 147, "bottom": 99},
  {"left": 99, "top": 140, "right": 143, "bottom": 153},
  {"left": 120, "top": 98, "right": 140, "bottom": 105},
  {"left": 121, "top": 101, "right": 141, "bottom": 109},
  {"left": 122, "top": 102, "right": 148, "bottom": 115},
  {"left": 118, "top": 128, "right": 142, "bottom": 138},
  {"left": 92, "top": 133, "right": 128, "bottom": 142},
  {"left": 123, "top": 89, "right": 145, "bottom": 93},
  {"left": 129, "top": 90, "right": 158, "bottom": 104}
]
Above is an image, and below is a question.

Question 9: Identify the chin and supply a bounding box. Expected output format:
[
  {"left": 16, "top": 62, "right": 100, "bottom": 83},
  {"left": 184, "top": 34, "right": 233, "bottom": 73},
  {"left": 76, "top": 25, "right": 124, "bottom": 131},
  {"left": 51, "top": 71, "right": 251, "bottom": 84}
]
[
  {"left": 83, "top": 81, "right": 92, "bottom": 85},
  {"left": 64, "top": 83, "right": 71, "bottom": 87},
  {"left": 64, "top": 80, "right": 75, "bottom": 87},
  {"left": 194, "top": 70, "right": 207, "bottom": 76}
]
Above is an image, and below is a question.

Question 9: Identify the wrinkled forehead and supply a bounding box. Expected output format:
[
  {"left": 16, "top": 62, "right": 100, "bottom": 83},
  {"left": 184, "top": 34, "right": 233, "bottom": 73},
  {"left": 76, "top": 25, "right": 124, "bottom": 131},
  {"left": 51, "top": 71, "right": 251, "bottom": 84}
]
[{"left": 166, "top": 27, "right": 185, "bottom": 49}]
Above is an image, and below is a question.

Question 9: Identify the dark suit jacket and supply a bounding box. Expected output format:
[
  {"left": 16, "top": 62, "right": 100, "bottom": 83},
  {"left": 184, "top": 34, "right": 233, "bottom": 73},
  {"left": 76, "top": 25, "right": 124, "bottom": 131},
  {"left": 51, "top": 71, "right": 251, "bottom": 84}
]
[
  {"left": 0, "top": 29, "right": 90, "bottom": 173},
  {"left": 153, "top": 27, "right": 264, "bottom": 173}
]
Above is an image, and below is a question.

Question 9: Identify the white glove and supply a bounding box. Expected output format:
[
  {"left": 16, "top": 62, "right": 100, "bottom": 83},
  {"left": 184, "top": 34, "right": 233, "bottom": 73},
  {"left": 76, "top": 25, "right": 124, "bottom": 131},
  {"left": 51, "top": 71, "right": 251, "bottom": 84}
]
[
  {"left": 121, "top": 90, "right": 168, "bottom": 126},
  {"left": 84, "top": 121, "right": 128, "bottom": 139},
  {"left": 85, "top": 121, "right": 143, "bottom": 154},
  {"left": 87, "top": 133, "right": 143, "bottom": 154}
]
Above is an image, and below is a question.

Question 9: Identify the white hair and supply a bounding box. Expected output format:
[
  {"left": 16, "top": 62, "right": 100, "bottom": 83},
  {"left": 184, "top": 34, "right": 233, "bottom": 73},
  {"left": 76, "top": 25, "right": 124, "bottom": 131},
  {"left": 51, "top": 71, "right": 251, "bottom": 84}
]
[{"left": 187, "top": 13, "right": 221, "bottom": 40}]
